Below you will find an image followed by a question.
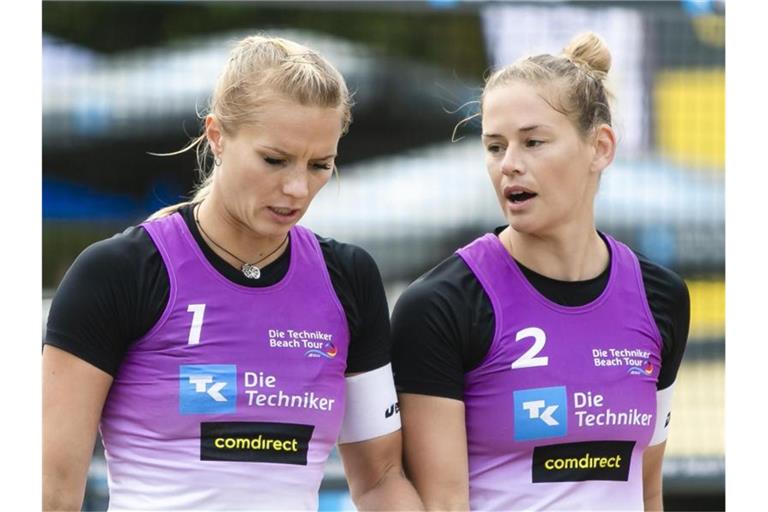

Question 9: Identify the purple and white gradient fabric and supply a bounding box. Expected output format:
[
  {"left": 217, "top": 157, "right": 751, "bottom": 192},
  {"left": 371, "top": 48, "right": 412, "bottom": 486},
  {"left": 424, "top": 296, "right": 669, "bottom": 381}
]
[
  {"left": 458, "top": 233, "right": 662, "bottom": 511},
  {"left": 99, "top": 213, "right": 349, "bottom": 510}
]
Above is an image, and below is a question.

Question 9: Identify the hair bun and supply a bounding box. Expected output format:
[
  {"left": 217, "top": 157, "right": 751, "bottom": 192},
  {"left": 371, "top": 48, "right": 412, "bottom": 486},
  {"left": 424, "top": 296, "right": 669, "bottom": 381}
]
[{"left": 562, "top": 32, "right": 611, "bottom": 76}]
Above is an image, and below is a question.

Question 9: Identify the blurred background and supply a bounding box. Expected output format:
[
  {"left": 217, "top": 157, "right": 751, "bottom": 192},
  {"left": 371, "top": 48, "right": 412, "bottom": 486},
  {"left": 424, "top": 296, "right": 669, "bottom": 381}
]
[{"left": 42, "top": 1, "right": 724, "bottom": 510}]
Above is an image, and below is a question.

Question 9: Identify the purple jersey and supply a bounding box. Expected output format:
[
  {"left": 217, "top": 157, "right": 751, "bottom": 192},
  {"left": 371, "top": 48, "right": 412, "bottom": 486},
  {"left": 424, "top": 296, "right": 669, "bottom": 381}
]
[
  {"left": 99, "top": 212, "right": 349, "bottom": 510},
  {"left": 457, "top": 233, "right": 662, "bottom": 511}
]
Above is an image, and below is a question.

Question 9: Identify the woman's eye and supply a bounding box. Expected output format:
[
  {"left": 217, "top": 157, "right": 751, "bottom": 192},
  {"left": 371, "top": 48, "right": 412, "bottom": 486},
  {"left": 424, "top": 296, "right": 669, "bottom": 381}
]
[
  {"left": 487, "top": 144, "right": 503, "bottom": 154},
  {"left": 312, "top": 163, "right": 332, "bottom": 171},
  {"left": 526, "top": 139, "right": 544, "bottom": 148},
  {"left": 264, "top": 157, "right": 285, "bottom": 166}
]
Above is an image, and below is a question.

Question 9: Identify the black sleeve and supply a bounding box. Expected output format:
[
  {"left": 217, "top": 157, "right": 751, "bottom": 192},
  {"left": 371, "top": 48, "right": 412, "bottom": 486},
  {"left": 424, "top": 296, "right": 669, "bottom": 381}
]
[
  {"left": 44, "top": 226, "right": 169, "bottom": 376},
  {"left": 319, "top": 237, "right": 392, "bottom": 374},
  {"left": 635, "top": 253, "right": 690, "bottom": 390},
  {"left": 391, "top": 255, "right": 494, "bottom": 401}
]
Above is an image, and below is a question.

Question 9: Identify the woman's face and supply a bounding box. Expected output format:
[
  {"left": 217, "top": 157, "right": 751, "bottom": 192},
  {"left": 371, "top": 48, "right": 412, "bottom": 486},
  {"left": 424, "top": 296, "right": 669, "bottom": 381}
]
[
  {"left": 209, "top": 98, "right": 343, "bottom": 239},
  {"left": 482, "top": 81, "right": 600, "bottom": 237}
]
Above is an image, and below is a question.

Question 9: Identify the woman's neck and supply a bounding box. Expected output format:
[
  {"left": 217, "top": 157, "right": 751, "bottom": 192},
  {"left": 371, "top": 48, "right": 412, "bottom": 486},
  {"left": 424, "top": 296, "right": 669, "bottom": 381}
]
[
  {"left": 195, "top": 196, "right": 289, "bottom": 270},
  {"left": 502, "top": 223, "right": 609, "bottom": 282}
]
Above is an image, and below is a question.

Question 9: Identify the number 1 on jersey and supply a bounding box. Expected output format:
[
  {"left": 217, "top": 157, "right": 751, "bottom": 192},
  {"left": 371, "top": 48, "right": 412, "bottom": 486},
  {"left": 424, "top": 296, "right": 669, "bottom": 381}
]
[
  {"left": 511, "top": 327, "right": 548, "bottom": 369},
  {"left": 187, "top": 304, "right": 206, "bottom": 345}
]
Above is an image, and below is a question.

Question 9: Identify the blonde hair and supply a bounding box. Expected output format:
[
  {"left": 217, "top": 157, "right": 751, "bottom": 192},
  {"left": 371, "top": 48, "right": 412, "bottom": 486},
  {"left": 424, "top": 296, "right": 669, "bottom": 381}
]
[
  {"left": 475, "top": 32, "right": 613, "bottom": 137},
  {"left": 148, "top": 34, "right": 353, "bottom": 220}
]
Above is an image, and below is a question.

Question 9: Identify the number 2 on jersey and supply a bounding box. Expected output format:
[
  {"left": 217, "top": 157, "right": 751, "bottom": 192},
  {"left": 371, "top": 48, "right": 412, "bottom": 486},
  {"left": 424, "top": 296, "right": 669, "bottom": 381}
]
[
  {"left": 511, "top": 327, "right": 548, "bottom": 369},
  {"left": 186, "top": 304, "right": 206, "bottom": 345}
]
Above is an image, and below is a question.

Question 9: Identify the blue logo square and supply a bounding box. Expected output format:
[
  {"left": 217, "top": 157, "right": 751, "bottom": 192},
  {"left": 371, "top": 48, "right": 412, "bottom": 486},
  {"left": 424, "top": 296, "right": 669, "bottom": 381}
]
[
  {"left": 513, "top": 386, "right": 568, "bottom": 441},
  {"left": 179, "top": 365, "right": 237, "bottom": 415}
]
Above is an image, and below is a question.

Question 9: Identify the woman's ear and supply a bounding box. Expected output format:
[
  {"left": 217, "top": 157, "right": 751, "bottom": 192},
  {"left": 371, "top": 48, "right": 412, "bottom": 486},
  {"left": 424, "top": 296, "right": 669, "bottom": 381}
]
[
  {"left": 590, "top": 123, "right": 616, "bottom": 174},
  {"left": 205, "top": 115, "right": 224, "bottom": 155}
]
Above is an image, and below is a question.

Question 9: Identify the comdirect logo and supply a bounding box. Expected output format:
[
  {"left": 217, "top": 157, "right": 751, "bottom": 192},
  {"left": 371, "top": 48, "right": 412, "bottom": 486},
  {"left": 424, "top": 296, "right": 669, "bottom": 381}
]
[
  {"left": 531, "top": 440, "right": 635, "bottom": 482},
  {"left": 201, "top": 421, "right": 314, "bottom": 465},
  {"left": 180, "top": 365, "right": 237, "bottom": 415},
  {"left": 305, "top": 341, "right": 337, "bottom": 359},
  {"left": 513, "top": 386, "right": 568, "bottom": 441}
]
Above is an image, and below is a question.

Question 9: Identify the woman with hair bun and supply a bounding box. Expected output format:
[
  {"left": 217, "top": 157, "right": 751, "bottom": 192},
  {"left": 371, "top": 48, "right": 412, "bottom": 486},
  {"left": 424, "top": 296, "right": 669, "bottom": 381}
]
[
  {"left": 392, "top": 32, "right": 689, "bottom": 511},
  {"left": 43, "top": 34, "right": 423, "bottom": 511}
]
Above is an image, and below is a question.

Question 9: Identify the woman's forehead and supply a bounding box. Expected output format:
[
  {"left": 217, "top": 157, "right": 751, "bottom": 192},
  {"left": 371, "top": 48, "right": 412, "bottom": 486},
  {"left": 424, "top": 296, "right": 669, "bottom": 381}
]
[
  {"left": 482, "top": 83, "right": 570, "bottom": 131},
  {"left": 236, "top": 107, "right": 342, "bottom": 156}
]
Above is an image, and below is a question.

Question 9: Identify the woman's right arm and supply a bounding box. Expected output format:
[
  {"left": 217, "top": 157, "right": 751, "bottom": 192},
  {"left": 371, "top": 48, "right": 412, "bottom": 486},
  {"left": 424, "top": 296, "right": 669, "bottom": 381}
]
[
  {"left": 42, "top": 345, "right": 112, "bottom": 511},
  {"left": 42, "top": 227, "right": 166, "bottom": 510},
  {"left": 399, "top": 393, "right": 469, "bottom": 510},
  {"left": 391, "top": 257, "right": 486, "bottom": 511}
]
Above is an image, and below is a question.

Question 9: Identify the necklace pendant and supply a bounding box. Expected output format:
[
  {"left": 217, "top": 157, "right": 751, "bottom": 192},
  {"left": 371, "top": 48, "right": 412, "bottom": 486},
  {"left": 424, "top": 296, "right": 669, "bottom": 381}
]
[{"left": 241, "top": 263, "right": 261, "bottom": 280}]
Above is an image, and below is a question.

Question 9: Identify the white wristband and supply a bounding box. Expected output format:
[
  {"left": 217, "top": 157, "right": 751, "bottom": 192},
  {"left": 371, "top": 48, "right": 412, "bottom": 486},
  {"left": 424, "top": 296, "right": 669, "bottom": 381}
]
[
  {"left": 338, "top": 363, "right": 401, "bottom": 444},
  {"left": 649, "top": 384, "right": 675, "bottom": 446}
]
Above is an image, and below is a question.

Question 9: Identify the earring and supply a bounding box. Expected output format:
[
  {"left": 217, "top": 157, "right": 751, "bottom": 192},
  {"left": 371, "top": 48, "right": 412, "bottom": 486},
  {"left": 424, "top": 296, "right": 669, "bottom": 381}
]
[{"left": 214, "top": 155, "right": 222, "bottom": 167}]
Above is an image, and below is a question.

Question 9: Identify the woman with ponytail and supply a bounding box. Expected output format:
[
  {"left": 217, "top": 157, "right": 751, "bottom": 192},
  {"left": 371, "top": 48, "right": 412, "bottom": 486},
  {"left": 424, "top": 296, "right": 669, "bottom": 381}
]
[
  {"left": 391, "top": 32, "right": 689, "bottom": 511},
  {"left": 43, "top": 34, "right": 422, "bottom": 511}
]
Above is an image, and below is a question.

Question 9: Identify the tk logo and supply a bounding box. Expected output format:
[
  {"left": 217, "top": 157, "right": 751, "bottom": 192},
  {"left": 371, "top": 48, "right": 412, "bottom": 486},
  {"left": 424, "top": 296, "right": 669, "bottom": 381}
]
[{"left": 180, "top": 365, "right": 237, "bottom": 415}]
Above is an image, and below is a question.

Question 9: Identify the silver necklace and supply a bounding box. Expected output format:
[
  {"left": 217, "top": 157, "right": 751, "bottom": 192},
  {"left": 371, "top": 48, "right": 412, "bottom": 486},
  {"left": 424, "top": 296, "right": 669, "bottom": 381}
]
[{"left": 194, "top": 204, "right": 289, "bottom": 280}]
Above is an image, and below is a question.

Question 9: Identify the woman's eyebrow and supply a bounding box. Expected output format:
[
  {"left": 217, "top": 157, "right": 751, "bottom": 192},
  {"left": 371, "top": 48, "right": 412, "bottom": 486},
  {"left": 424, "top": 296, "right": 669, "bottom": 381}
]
[{"left": 257, "top": 144, "right": 335, "bottom": 160}]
